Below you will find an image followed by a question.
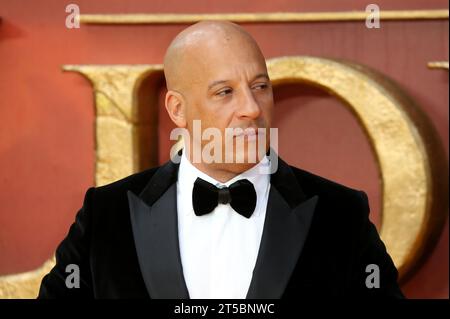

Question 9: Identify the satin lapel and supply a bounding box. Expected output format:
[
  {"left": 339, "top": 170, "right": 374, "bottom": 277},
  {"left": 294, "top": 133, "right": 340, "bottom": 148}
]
[
  {"left": 127, "top": 159, "right": 189, "bottom": 299},
  {"left": 246, "top": 157, "right": 319, "bottom": 299}
]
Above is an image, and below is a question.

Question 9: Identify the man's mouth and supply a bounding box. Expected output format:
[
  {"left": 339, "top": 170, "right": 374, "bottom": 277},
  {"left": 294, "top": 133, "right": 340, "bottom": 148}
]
[{"left": 232, "top": 127, "right": 263, "bottom": 141}]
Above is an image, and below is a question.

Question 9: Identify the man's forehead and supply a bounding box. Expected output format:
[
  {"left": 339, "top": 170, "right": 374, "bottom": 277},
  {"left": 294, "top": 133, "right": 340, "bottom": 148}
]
[{"left": 164, "top": 21, "right": 266, "bottom": 91}]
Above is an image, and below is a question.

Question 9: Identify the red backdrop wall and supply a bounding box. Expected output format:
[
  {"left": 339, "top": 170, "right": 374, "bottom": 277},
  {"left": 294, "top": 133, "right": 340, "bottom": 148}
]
[{"left": 0, "top": 0, "right": 448, "bottom": 298}]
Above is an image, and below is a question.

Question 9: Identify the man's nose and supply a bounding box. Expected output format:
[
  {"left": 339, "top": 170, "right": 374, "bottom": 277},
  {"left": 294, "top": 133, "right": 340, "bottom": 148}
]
[{"left": 236, "top": 88, "right": 262, "bottom": 120}]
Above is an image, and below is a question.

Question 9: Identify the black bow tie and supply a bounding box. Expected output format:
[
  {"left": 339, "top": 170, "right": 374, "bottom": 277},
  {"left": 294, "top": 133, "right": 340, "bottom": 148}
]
[{"left": 192, "top": 177, "right": 257, "bottom": 218}]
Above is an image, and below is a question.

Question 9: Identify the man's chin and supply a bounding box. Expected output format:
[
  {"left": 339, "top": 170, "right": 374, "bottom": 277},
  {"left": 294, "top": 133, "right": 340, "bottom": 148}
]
[
  {"left": 215, "top": 152, "right": 266, "bottom": 173},
  {"left": 212, "top": 162, "right": 260, "bottom": 176}
]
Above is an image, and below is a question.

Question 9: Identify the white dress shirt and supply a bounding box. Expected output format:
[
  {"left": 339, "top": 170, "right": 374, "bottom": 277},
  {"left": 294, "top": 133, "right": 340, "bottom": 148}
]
[{"left": 177, "top": 152, "right": 270, "bottom": 299}]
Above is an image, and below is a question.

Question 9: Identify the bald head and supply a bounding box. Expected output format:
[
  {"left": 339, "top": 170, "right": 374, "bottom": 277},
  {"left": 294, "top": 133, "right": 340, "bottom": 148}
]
[{"left": 163, "top": 21, "right": 266, "bottom": 92}]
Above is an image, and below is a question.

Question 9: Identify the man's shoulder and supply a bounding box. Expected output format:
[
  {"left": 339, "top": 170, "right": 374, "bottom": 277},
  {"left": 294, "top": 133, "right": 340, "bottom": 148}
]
[
  {"left": 286, "top": 165, "right": 371, "bottom": 232},
  {"left": 288, "top": 165, "right": 368, "bottom": 208},
  {"left": 92, "top": 166, "right": 161, "bottom": 202}
]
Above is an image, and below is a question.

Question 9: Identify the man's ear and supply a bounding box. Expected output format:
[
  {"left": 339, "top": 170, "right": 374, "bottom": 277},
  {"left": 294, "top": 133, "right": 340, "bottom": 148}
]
[{"left": 165, "top": 90, "right": 187, "bottom": 128}]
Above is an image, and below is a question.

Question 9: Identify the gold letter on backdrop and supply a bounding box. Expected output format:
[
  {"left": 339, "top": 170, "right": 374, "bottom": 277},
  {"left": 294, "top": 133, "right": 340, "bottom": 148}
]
[
  {"left": 0, "top": 56, "right": 447, "bottom": 298},
  {"left": 62, "top": 64, "right": 164, "bottom": 186},
  {"left": 267, "top": 56, "right": 447, "bottom": 282}
]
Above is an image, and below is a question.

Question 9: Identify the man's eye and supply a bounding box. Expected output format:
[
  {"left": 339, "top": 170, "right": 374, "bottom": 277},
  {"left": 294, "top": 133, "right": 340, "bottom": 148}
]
[
  {"left": 252, "top": 83, "right": 268, "bottom": 90},
  {"left": 217, "top": 88, "right": 233, "bottom": 96}
]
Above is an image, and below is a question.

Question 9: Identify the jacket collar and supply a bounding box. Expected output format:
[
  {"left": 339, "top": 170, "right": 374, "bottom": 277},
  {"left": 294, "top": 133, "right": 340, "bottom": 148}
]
[{"left": 138, "top": 151, "right": 307, "bottom": 207}]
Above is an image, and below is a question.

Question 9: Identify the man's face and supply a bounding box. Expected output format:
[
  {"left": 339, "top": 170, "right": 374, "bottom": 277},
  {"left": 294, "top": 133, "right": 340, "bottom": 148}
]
[{"left": 181, "top": 35, "right": 274, "bottom": 173}]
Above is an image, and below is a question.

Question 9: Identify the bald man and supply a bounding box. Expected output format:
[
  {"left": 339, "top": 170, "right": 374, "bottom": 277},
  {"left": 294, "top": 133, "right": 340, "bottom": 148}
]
[{"left": 38, "top": 21, "right": 403, "bottom": 299}]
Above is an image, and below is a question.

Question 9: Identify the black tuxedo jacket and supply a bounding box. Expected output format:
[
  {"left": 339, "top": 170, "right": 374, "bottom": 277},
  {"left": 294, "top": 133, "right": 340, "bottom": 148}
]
[{"left": 38, "top": 156, "right": 404, "bottom": 298}]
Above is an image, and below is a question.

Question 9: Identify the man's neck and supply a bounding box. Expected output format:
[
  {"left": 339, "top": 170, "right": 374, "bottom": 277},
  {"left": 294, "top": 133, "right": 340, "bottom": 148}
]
[
  {"left": 189, "top": 161, "right": 258, "bottom": 183},
  {"left": 181, "top": 150, "right": 258, "bottom": 183}
]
